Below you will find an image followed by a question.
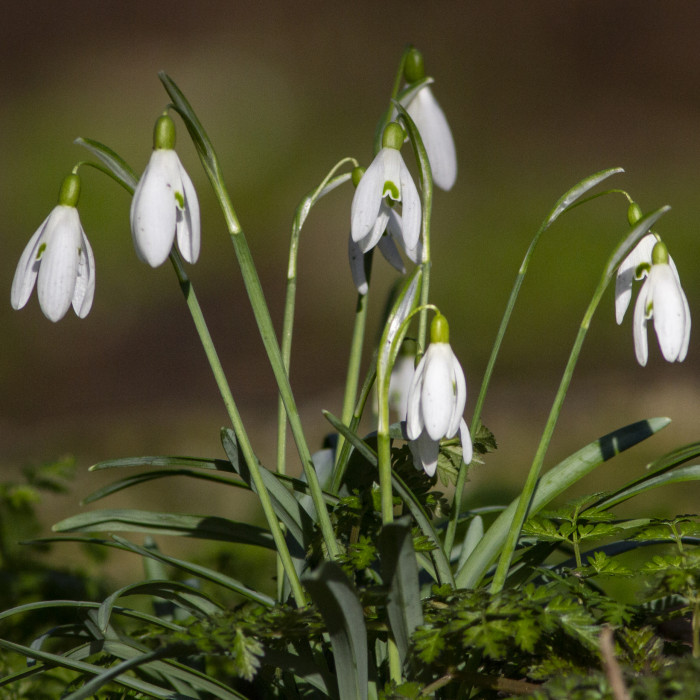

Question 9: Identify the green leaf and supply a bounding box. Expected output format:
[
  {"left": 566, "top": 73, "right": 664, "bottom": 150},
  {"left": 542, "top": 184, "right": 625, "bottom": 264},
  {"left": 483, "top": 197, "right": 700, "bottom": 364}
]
[
  {"left": 75, "top": 136, "right": 138, "bottom": 193},
  {"left": 82, "top": 467, "right": 249, "bottom": 505},
  {"left": 545, "top": 167, "right": 625, "bottom": 225},
  {"left": 64, "top": 639, "right": 247, "bottom": 700},
  {"left": 303, "top": 562, "right": 368, "bottom": 700},
  {"left": 90, "top": 454, "right": 235, "bottom": 472},
  {"left": 221, "top": 427, "right": 314, "bottom": 554},
  {"left": 53, "top": 508, "right": 275, "bottom": 549},
  {"left": 97, "top": 579, "right": 222, "bottom": 633},
  {"left": 591, "top": 464, "right": 700, "bottom": 512},
  {"left": 456, "top": 417, "right": 670, "bottom": 588},
  {"left": 378, "top": 518, "right": 424, "bottom": 666}
]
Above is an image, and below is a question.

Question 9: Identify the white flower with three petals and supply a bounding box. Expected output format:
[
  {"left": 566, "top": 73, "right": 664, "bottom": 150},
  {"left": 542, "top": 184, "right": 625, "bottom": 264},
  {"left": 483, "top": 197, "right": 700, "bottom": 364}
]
[
  {"left": 405, "top": 314, "right": 472, "bottom": 476},
  {"left": 632, "top": 241, "right": 690, "bottom": 366},
  {"left": 350, "top": 123, "right": 422, "bottom": 258},
  {"left": 130, "top": 114, "right": 200, "bottom": 267},
  {"left": 11, "top": 174, "right": 95, "bottom": 322}
]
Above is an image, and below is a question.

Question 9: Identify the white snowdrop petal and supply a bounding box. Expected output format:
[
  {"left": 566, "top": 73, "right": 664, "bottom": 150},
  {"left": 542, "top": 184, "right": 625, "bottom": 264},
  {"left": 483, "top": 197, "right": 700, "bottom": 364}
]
[
  {"left": 406, "top": 354, "right": 428, "bottom": 440},
  {"left": 351, "top": 155, "right": 385, "bottom": 243},
  {"left": 652, "top": 265, "right": 686, "bottom": 362},
  {"left": 399, "top": 159, "right": 422, "bottom": 251},
  {"left": 459, "top": 418, "right": 473, "bottom": 465},
  {"left": 407, "top": 87, "right": 457, "bottom": 191},
  {"left": 131, "top": 151, "right": 178, "bottom": 267},
  {"left": 11, "top": 214, "right": 50, "bottom": 311},
  {"left": 72, "top": 227, "right": 96, "bottom": 318},
  {"left": 175, "top": 157, "right": 201, "bottom": 263},
  {"left": 409, "top": 430, "right": 439, "bottom": 477},
  {"left": 446, "top": 352, "right": 467, "bottom": 438},
  {"left": 421, "top": 344, "right": 455, "bottom": 440},
  {"left": 377, "top": 232, "right": 406, "bottom": 274},
  {"left": 37, "top": 207, "right": 81, "bottom": 322},
  {"left": 633, "top": 280, "right": 650, "bottom": 367},
  {"left": 348, "top": 236, "right": 368, "bottom": 295}
]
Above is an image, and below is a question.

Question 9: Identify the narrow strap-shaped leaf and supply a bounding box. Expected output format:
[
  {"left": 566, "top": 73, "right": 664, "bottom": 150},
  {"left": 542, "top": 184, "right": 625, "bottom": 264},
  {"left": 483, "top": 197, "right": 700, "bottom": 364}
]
[
  {"left": 456, "top": 417, "right": 670, "bottom": 588},
  {"left": 65, "top": 640, "right": 246, "bottom": 700},
  {"left": 53, "top": 509, "right": 274, "bottom": 549},
  {"left": 90, "top": 455, "right": 235, "bottom": 471},
  {"left": 590, "top": 464, "right": 700, "bottom": 512},
  {"left": 82, "top": 468, "right": 249, "bottom": 505},
  {"left": 303, "top": 562, "right": 368, "bottom": 700},
  {"left": 378, "top": 518, "right": 424, "bottom": 666},
  {"left": 0, "top": 638, "right": 173, "bottom": 698},
  {"left": 98, "top": 579, "right": 222, "bottom": 633},
  {"left": 221, "top": 427, "right": 314, "bottom": 554},
  {"left": 75, "top": 136, "right": 138, "bottom": 192}
]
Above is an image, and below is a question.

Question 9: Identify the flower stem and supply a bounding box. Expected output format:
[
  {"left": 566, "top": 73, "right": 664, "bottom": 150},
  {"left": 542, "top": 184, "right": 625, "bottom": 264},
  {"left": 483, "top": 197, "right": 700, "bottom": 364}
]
[
  {"left": 169, "top": 250, "right": 306, "bottom": 606},
  {"left": 489, "top": 206, "right": 670, "bottom": 593},
  {"left": 336, "top": 261, "right": 372, "bottom": 474},
  {"left": 444, "top": 169, "right": 625, "bottom": 559},
  {"left": 161, "top": 73, "right": 340, "bottom": 560}
]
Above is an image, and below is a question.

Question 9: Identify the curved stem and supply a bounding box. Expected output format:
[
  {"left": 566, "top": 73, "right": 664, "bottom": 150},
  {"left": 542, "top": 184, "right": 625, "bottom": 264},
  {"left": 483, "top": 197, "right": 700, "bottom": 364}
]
[
  {"left": 161, "top": 73, "right": 340, "bottom": 560},
  {"left": 489, "top": 206, "right": 670, "bottom": 593}
]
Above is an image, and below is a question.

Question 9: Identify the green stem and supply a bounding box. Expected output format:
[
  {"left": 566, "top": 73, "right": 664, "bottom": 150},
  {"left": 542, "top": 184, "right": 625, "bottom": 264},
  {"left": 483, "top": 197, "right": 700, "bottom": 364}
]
[
  {"left": 336, "top": 257, "right": 372, "bottom": 474},
  {"left": 489, "top": 206, "right": 670, "bottom": 593},
  {"left": 169, "top": 251, "right": 306, "bottom": 606},
  {"left": 161, "top": 73, "right": 339, "bottom": 559},
  {"left": 444, "top": 169, "right": 625, "bottom": 559}
]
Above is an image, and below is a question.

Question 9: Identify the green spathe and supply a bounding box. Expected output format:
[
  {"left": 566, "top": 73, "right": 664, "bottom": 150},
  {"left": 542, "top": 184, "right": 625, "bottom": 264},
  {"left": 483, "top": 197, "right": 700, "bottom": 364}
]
[
  {"left": 382, "top": 122, "right": 405, "bottom": 150},
  {"left": 58, "top": 173, "right": 80, "bottom": 208},
  {"left": 430, "top": 312, "right": 449, "bottom": 344},
  {"left": 403, "top": 47, "right": 425, "bottom": 84},
  {"left": 153, "top": 113, "right": 176, "bottom": 150}
]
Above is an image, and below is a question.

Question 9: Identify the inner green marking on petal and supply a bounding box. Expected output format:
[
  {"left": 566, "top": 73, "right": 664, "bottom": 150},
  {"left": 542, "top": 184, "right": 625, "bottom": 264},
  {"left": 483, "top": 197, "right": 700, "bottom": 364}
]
[
  {"left": 35, "top": 243, "right": 46, "bottom": 260},
  {"left": 174, "top": 191, "right": 185, "bottom": 209},
  {"left": 635, "top": 262, "right": 651, "bottom": 280},
  {"left": 645, "top": 300, "right": 653, "bottom": 318},
  {"left": 383, "top": 181, "right": 400, "bottom": 200}
]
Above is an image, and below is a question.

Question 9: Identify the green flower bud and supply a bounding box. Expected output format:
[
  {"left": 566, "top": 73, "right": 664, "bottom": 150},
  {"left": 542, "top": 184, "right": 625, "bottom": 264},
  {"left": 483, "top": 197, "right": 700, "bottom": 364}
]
[
  {"left": 627, "top": 202, "right": 642, "bottom": 226},
  {"left": 430, "top": 313, "right": 450, "bottom": 344},
  {"left": 58, "top": 173, "right": 80, "bottom": 207},
  {"left": 351, "top": 166, "right": 365, "bottom": 188},
  {"left": 651, "top": 240, "right": 669, "bottom": 265},
  {"left": 404, "top": 47, "right": 425, "bottom": 84},
  {"left": 382, "top": 122, "right": 405, "bottom": 151},
  {"left": 153, "top": 114, "right": 176, "bottom": 150}
]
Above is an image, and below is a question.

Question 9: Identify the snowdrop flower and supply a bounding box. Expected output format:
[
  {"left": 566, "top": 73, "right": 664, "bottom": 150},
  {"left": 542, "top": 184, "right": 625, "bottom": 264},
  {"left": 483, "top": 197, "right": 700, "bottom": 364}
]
[
  {"left": 11, "top": 173, "right": 95, "bottom": 322},
  {"left": 350, "top": 123, "right": 421, "bottom": 257},
  {"left": 348, "top": 168, "right": 422, "bottom": 294},
  {"left": 130, "top": 113, "right": 200, "bottom": 267},
  {"left": 400, "top": 48, "right": 457, "bottom": 192},
  {"left": 406, "top": 314, "right": 472, "bottom": 476},
  {"left": 633, "top": 241, "right": 690, "bottom": 366}
]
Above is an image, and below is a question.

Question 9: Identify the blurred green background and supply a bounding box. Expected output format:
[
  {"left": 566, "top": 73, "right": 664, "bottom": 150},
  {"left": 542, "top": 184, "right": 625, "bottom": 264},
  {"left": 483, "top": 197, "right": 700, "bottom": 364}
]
[{"left": 1, "top": 2, "right": 699, "bottom": 581}]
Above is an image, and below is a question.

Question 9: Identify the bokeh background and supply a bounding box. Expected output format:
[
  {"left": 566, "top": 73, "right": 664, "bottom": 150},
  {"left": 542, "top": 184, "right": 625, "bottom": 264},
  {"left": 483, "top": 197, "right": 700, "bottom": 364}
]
[{"left": 1, "top": 2, "right": 699, "bottom": 582}]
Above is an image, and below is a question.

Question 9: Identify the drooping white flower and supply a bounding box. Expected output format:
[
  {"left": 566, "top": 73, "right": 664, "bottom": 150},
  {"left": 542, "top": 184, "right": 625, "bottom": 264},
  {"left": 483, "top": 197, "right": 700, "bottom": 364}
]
[
  {"left": 350, "top": 123, "right": 421, "bottom": 256},
  {"left": 632, "top": 241, "right": 690, "bottom": 366},
  {"left": 11, "top": 174, "right": 95, "bottom": 322},
  {"left": 130, "top": 114, "right": 200, "bottom": 267},
  {"left": 399, "top": 47, "right": 457, "bottom": 192},
  {"left": 406, "top": 314, "right": 472, "bottom": 476}
]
